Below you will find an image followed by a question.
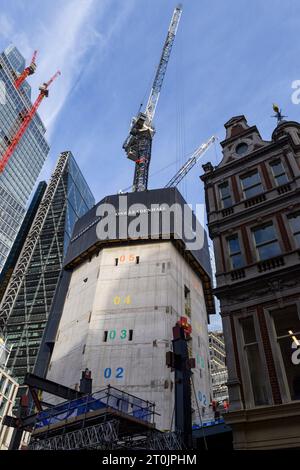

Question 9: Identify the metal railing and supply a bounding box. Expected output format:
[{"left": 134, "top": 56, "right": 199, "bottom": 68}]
[{"left": 34, "top": 385, "right": 155, "bottom": 430}]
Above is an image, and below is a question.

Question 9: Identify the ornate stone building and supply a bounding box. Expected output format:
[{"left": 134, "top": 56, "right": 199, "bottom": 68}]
[{"left": 201, "top": 115, "right": 300, "bottom": 449}]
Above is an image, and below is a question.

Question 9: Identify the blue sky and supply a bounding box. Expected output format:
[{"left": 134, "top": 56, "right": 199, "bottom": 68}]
[{"left": 0, "top": 0, "right": 299, "bottom": 329}]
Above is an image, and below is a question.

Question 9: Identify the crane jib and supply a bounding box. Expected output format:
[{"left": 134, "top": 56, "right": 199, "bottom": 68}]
[
  {"left": 124, "top": 5, "right": 183, "bottom": 192},
  {"left": 165, "top": 136, "right": 216, "bottom": 188}
]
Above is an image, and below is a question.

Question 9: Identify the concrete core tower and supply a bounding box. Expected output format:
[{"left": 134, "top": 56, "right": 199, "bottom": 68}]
[{"left": 36, "top": 188, "right": 215, "bottom": 430}]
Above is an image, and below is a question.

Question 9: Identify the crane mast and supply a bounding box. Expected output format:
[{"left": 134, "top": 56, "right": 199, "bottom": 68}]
[
  {"left": 165, "top": 136, "right": 216, "bottom": 188},
  {"left": 123, "top": 4, "right": 182, "bottom": 192}
]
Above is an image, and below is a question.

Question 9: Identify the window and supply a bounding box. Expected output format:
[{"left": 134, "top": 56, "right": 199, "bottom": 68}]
[
  {"left": 240, "top": 316, "right": 269, "bottom": 406},
  {"left": 3, "top": 380, "right": 12, "bottom": 398},
  {"left": 115, "top": 258, "right": 118, "bottom": 266},
  {"left": 252, "top": 223, "right": 281, "bottom": 261},
  {"left": 240, "top": 170, "right": 263, "bottom": 199},
  {"left": 271, "top": 305, "right": 300, "bottom": 400},
  {"left": 103, "top": 331, "right": 108, "bottom": 342},
  {"left": 136, "top": 256, "right": 139, "bottom": 264},
  {"left": 227, "top": 234, "right": 244, "bottom": 269},
  {"left": 0, "top": 374, "right": 5, "bottom": 393},
  {"left": 288, "top": 213, "right": 300, "bottom": 247},
  {"left": 270, "top": 160, "right": 289, "bottom": 186},
  {"left": 0, "top": 397, "right": 8, "bottom": 417},
  {"left": 218, "top": 181, "right": 232, "bottom": 208},
  {"left": 236, "top": 142, "right": 248, "bottom": 155},
  {"left": 129, "top": 329, "right": 133, "bottom": 341}
]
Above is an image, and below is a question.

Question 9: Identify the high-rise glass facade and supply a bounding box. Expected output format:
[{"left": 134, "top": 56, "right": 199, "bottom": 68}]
[
  {"left": 0, "top": 46, "right": 49, "bottom": 273},
  {"left": 3, "top": 152, "right": 94, "bottom": 398},
  {"left": 4, "top": 45, "right": 31, "bottom": 100},
  {"left": 3, "top": 45, "right": 25, "bottom": 74}
]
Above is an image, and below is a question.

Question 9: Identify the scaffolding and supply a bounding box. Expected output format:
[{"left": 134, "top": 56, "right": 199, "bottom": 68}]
[
  {"left": 30, "top": 420, "right": 120, "bottom": 450},
  {"left": 28, "top": 385, "right": 183, "bottom": 450}
]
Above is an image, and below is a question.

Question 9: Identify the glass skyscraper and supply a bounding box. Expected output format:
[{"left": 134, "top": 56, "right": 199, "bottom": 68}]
[
  {"left": 0, "top": 45, "right": 49, "bottom": 273},
  {"left": 3, "top": 45, "right": 25, "bottom": 74},
  {"left": 2, "top": 151, "right": 94, "bottom": 398},
  {"left": 4, "top": 45, "right": 32, "bottom": 99}
]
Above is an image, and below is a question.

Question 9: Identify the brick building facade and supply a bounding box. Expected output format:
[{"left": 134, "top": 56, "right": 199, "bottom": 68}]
[{"left": 201, "top": 115, "right": 300, "bottom": 449}]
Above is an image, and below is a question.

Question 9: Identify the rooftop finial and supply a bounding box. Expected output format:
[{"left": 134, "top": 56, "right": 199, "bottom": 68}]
[{"left": 272, "top": 103, "right": 286, "bottom": 123}]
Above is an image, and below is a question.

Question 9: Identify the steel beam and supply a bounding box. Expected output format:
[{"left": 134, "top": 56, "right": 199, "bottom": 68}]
[{"left": 24, "top": 373, "right": 84, "bottom": 401}]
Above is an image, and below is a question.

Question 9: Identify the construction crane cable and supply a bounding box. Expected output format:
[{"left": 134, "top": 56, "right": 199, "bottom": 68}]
[
  {"left": 119, "top": 142, "right": 203, "bottom": 194},
  {"left": 165, "top": 135, "right": 216, "bottom": 188},
  {"left": 120, "top": 135, "right": 216, "bottom": 194},
  {"left": 138, "top": 61, "right": 158, "bottom": 117},
  {"left": 177, "top": 34, "right": 187, "bottom": 199},
  {"left": 213, "top": 138, "right": 219, "bottom": 166}
]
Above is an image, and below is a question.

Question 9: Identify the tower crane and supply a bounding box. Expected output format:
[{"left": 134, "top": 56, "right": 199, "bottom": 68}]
[
  {"left": 119, "top": 135, "right": 216, "bottom": 193},
  {"left": 165, "top": 136, "right": 216, "bottom": 188},
  {"left": 14, "top": 51, "right": 38, "bottom": 89},
  {"left": 0, "top": 71, "right": 61, "bottom": 173},
  {"left": 123, "top": 4, "right": 182, "bottom": 192}
]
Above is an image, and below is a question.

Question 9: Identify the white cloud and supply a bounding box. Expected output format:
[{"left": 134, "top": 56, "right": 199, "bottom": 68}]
[
  {"left": 0, "top": 13, "right": 31, "bottom": 55},
  {"left": 0, "top": 0, "right": 136, "bottom": 190},
  {"left": 29, "top": 0, "right": 103, "bottom": 134},
  {"left": 0, "top": 0, "right": 136, "bottom": 139},
  {"left": 0, "top": 14, "right": 12, "bottom": 37}
]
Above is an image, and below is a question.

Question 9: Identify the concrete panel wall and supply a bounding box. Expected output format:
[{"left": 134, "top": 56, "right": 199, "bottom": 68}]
[{"left": 47, "top": 241, "right": 212, "bottom": 429}]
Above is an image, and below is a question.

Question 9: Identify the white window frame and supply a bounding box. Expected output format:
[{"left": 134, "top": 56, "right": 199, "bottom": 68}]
[
  {"left": 235, "top": 310, "right": 273, "bottom": 408},
  {"left": 226, "top": 233, "right": 245, "bottom": 270},
  {"left": 218, "top": 180, "right": 233, "bottom": 209},
  {"left": 269, "top": 158, "right": 289, "bottom": 187},
  {"left": 250, "top": 220, "right": 281, "bottom": 262},
  {"left": 239, "top": 169, "right": 264, "bottom": 200},
  {"left": 285, "top": 211, "right": 300, "bottom": 250}
]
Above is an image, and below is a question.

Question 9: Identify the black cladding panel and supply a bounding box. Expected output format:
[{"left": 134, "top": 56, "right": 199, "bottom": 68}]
[{"left": 64, "top": 187, "right": 212, "bottom": 280}]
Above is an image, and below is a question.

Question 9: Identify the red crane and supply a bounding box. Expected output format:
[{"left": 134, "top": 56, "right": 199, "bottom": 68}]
[
  {"left": 0, "top": 71, "right": 61, "bottom": 173},
  {"left": 14, "top": 51, "right": 38, "bottom": 89}
]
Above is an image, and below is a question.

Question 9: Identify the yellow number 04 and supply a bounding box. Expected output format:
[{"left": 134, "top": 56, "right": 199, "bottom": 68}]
[{"left": 113, "top": 295, "right": 131, "bottom": 305}]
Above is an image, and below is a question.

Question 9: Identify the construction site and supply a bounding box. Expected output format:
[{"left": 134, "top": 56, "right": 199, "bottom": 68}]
[
  {"left": 1, "top": 0, "right": 299, "bottom": 454},
  {"left": 0, "top": 4, "right": 233, "bottom": 451}
]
